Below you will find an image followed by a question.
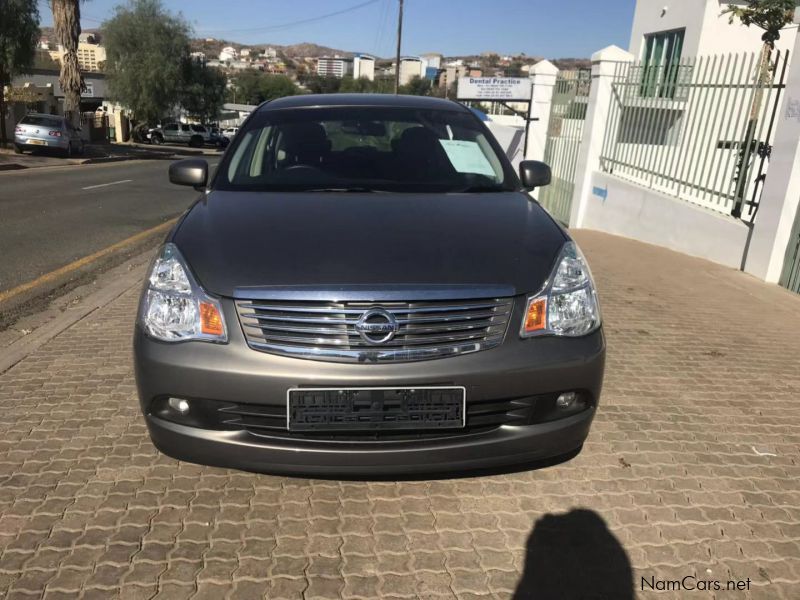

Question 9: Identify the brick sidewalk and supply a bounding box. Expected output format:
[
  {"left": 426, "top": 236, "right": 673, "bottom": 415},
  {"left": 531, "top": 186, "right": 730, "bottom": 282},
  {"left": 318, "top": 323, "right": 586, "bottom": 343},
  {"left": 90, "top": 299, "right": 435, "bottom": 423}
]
[{"left": 0, "top": 230, "right": 798, "bottom": 599}]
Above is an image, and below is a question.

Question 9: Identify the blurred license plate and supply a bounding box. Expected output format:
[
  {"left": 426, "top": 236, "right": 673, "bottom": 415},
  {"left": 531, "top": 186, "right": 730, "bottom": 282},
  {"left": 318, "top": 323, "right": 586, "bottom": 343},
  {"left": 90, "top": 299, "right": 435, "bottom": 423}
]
[
  {"left": 287, "top": 386, "right": 466, "bottom": 432},
  {"left": 27, "top": 140, "right": 46, "bottom": 145}
]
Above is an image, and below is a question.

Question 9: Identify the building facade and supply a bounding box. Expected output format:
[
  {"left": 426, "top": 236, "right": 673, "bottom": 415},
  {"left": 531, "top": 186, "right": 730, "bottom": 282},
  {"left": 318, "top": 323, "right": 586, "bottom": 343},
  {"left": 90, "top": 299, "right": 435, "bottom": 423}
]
[
  {"left": 398, "top": 57, "right": 423, "bottom": 86},
  {"left": 629, "top": 0, "right": 797, "bottom": 60},
  {"left": 49, "top": 42, "right": 107, "bottom": 73},
  {"left": 352, "top": 55, "right": 375, "bottom": 81},
  {"left": 316, "top": 57, "right": 353, "bottom": 78}
]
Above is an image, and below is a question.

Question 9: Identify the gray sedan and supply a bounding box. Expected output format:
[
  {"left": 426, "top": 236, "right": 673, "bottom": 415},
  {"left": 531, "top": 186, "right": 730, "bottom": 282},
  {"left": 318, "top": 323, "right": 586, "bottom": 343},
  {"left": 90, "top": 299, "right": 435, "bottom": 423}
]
[
  {"left": 134, "top": 94, "right": 605, "bottom": 477},
  {"left": 14, "top": 113, "right": 85, "bottom": 158}
]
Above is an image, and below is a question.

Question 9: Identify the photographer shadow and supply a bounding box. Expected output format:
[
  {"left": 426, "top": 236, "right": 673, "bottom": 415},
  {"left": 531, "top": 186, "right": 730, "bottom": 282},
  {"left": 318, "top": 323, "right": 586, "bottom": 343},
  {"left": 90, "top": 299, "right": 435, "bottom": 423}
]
[{"left": 513, "top": 509, "right": 633, "bottom": 600}]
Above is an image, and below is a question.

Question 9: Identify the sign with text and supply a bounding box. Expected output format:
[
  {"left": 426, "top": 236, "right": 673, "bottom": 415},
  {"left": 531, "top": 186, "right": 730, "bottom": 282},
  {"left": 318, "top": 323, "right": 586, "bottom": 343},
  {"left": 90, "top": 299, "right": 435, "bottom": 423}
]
[{"left": 457, "top": 77, "right": 532, "bottom": 101}]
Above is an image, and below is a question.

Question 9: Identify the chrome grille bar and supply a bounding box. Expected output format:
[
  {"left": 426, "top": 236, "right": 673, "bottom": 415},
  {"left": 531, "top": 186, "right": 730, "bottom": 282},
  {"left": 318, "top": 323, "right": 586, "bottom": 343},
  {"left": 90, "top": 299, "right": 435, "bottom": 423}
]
[{"left": 236, "top": 297, "right": 513, "bottom": 363}]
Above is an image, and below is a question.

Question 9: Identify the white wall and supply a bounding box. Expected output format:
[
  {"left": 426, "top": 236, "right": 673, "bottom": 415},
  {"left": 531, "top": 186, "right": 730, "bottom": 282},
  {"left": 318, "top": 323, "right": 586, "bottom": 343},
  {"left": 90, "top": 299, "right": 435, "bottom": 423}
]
[
  {"left": 629, "top": 0, "right": 796, "bottom": 59},
  {"left": 581, "top": 171, "right": 750, "bottom": 269},
  {"left": 629, "top": 0, "right": 706, "bottom": 57}
]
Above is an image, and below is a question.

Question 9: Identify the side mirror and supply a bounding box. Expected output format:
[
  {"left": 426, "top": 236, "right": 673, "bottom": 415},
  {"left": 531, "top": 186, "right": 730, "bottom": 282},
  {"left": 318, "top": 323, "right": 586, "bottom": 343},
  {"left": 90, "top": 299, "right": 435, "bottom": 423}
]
[
  {"left": 519, "top": 160, "right": 552, "bottom": 191},
  {"left": 169, "top": 158, "right": 208, "bottom": 190}
]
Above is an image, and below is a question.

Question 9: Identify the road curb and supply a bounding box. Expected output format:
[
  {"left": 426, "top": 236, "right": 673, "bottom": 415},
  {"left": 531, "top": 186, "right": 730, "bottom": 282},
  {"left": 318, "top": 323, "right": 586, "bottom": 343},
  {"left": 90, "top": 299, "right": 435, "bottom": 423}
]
[
  {"left": 0, "top": 256, "right": 148, "bottom": 375},
  {"left": 0, "top": 219, "right": 177, "bottom": 331}
]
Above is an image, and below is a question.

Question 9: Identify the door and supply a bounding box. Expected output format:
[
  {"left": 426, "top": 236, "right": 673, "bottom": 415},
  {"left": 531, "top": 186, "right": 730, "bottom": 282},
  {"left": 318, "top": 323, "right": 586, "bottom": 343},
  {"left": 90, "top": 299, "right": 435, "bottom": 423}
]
[{"left": 163, "top": 124, "right": 179, "bottom": 142}]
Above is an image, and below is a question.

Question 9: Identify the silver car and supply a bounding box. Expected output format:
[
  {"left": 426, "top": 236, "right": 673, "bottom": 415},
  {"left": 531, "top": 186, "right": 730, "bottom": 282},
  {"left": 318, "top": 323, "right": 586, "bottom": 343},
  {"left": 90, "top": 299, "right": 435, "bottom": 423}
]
[{"left": 14, "top": 113, "right": 85, "bottom": 158}]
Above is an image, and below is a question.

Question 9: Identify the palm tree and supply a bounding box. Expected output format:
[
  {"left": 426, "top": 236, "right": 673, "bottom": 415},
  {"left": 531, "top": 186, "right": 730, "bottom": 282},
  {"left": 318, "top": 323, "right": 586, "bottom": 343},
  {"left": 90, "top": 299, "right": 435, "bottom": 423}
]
[{"left": 51, "top": 0, "right": 84, "bottom": 125}]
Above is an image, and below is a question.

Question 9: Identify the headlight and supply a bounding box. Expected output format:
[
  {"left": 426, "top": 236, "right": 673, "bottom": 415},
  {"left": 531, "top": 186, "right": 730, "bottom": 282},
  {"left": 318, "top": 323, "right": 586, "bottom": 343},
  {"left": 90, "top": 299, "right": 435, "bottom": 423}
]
[
  {"left": 139, "top": 243, "right": 227, "bottom": 343},
  {"left": 520, "top": 242, "right": 601, "bottom": 338}
]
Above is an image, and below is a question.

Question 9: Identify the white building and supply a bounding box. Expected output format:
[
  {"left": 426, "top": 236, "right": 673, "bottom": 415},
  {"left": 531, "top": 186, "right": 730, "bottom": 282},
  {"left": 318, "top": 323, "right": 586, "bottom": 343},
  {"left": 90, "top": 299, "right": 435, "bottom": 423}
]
[
  {"left": 262, "top": 47, "right": 278, "bottom": 59},
  {"left": 219, "top": 46, "right": 238, "bottom": 62},
  {"left": 49, "top": 42, "right": 107, "bottom": 73},
  {"left": 317, "top": 56, "right": 353, "bottom": 78},
  {"left": 420, "top": 53, "right": 442, "bottom": 71},
  {"left": 352, "top": 55, "right": 375, "bottom": 81},
  {"left": 629, "top": 0, "right": 797, "bottom": 59},
  {"left": 239, "top": 48, "right": 252, "bottom": 58},
  {"left": 398, "top": 57, "right": 424, "bottom": 86}
]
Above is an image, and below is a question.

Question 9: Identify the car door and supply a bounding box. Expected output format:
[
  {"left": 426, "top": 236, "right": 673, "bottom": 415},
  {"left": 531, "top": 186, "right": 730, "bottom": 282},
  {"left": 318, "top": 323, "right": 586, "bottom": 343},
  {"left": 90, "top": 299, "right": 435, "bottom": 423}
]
[
  {"left": 163, "top": 124, "right": 179, "bottom": 143},
  {"left": 178, "top": 124, "right": 192, "bottom": 144}
]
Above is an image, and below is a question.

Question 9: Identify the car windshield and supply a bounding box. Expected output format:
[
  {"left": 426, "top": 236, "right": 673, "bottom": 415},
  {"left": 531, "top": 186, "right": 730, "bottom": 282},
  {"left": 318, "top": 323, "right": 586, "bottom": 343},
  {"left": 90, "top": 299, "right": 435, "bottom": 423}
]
[
  {"left": 20, "top": 115, "right": 62, "bottom": 128},
  {"left": 217, "top": 106, "right": 516, "bottom": 193}
]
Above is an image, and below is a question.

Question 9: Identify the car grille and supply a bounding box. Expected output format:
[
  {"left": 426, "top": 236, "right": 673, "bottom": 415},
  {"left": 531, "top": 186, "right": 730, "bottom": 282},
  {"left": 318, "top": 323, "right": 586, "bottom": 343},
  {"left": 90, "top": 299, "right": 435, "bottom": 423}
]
[
  {"left": 218, "top": 394, "right": 552, "bottom": 442},
  {"left": 235, "top": 298, "right": 514, "bottom": 362}
]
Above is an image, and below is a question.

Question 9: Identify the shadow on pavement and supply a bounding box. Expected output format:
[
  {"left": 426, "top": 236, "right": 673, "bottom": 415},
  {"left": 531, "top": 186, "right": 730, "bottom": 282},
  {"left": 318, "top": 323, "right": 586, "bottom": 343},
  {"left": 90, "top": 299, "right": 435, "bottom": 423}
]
[{"left": 513, "top": 509, "right": 633, "bottom": 600}]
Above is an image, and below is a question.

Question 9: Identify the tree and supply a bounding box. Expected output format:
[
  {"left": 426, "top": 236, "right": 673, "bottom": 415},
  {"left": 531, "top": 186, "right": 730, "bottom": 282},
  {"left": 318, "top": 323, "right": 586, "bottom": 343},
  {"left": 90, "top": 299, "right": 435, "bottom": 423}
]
[
  {"left": 339, "top": 76, "right": 394, "bottom": 94},
  {"left": 401, "top": 76, "right": 432, "bottom": 97},
  {"left": 722, "top": 0, "right": 796, "bottom": 216},
  {"left": 180, "top": 60, "right": 226, "bottom": 123},
  {"left": 50, "top": 0, "right": 84, "bottom": 125},
  {"left": 300, "top": 74, "right": 342, "bottom": 95},
  {"left": 0, "top": 0, "right": 40, "bottom": 143},
  {"left": 256, "top": 74, "right": 298, "bottom": 102},
  {"left": 103, "top": 0, "right": 191, "bottom": 124},
  {"left": 723, "top": 0, "right": 796, "bottom": 48},
  {"left": 228, "top": 70, "right": 298, "bottom": 104}
]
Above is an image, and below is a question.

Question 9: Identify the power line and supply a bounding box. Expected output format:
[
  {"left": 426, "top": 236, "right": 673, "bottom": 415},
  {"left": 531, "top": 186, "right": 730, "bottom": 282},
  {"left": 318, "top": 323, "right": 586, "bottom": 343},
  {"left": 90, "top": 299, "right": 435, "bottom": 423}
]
[
  {"left": 197, "top": 0, "right": 382, "bottom": 35},
  {"left": 372, "top": 0, "right": 390, "bottom": 56}
]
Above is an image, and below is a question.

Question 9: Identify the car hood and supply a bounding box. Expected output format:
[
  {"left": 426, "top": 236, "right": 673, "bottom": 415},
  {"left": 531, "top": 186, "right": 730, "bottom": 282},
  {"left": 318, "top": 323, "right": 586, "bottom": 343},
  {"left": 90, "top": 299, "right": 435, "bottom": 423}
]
[{"left": 172, "top": 190, "right": 568, "bottom": 298}]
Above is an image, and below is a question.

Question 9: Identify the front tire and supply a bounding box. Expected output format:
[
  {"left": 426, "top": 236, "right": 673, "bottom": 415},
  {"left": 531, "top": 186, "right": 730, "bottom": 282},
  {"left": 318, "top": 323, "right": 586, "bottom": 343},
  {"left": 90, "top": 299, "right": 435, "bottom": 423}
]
[
  {"left": 14, "top": 145, "right": 23, "bottom": 155},
  {"left": 189, "top": 135, "right": 203, "bottom": 148},
  {"left": 151, "top": 134, "right": 163, "bottom": 145}
]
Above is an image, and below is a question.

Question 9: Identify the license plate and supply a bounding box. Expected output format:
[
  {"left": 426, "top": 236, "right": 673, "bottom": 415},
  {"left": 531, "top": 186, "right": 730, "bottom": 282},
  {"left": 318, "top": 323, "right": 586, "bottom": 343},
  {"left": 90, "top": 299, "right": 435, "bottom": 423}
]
[
  {"left": 27, "top": 139, "right": 46, "bottom": 146},
  {"left": 287, "top": 386, "right": 466, "bottom": 432}
]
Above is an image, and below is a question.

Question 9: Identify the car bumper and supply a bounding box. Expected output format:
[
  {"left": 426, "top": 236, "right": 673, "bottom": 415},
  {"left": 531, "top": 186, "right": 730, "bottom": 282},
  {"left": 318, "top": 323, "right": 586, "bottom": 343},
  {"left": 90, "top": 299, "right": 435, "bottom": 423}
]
[
  {"left": 133, "top": 301, "right": 606, "bottom": 477},
  {"left": 15, "top": 136, "right": 69, "bottom": 150}
]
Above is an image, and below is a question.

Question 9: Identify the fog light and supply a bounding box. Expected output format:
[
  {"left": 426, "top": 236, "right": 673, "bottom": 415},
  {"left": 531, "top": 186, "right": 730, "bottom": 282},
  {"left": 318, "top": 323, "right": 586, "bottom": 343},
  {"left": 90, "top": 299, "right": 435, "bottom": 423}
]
[
  {"left": 168, "top": 397, "right": 190, "bottom": 414},
  {"left": 556, "top": 392, "right": 577, "bottom": 410}
]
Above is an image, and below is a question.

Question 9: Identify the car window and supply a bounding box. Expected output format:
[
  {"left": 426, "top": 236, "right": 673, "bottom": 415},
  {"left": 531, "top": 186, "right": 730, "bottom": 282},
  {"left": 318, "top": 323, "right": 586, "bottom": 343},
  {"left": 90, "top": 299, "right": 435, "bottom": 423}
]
[
  {"left": 191, "top": 125, "right": 206, "bottom": 133},
  {"left": 20, "top": 115, "right": 62, "bottom": 128},
  {"left": 165, "top": 124, "right": 178, "bottom": 131},
  {"left": 218, "top": 106, "right": 515, "bottom": 193}
]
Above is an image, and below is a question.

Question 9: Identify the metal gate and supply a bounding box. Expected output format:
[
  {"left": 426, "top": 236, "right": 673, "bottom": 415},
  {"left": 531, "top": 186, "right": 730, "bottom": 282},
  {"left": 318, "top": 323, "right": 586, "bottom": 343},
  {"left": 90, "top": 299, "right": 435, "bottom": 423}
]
[
  {"left": 537, "top": 69, "right": 591, "bottom": 225},
  {"left": 780, "top": 206, "right": 800, "bottom": 294}
]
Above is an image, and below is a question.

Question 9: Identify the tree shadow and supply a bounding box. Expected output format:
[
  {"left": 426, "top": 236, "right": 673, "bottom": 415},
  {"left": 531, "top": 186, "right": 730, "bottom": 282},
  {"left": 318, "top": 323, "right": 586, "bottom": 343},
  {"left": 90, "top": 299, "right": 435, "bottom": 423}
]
[{"left": 514, "top": 509, "right": 633, "bottom": 600}]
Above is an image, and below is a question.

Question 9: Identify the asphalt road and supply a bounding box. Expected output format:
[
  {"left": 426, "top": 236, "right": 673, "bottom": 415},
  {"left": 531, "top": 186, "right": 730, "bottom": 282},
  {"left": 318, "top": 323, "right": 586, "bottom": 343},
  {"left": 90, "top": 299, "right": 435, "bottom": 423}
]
[{"left": 0, "top": 160, "right": 206, "bottom": 293}]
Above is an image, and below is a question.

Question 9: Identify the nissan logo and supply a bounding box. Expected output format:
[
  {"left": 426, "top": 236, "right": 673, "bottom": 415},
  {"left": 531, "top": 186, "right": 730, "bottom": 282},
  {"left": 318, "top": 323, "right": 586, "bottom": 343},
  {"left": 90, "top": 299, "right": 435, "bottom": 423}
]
[{"left": 355, "top": 307, "right": 399, "bottom": 345}]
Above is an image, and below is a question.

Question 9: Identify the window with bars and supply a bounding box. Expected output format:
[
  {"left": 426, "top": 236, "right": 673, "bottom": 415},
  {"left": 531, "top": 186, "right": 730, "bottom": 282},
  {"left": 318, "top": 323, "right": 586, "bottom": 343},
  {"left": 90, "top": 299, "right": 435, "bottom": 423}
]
[{"left": 641, "top": 29, "right": 685, "bottom": 98}]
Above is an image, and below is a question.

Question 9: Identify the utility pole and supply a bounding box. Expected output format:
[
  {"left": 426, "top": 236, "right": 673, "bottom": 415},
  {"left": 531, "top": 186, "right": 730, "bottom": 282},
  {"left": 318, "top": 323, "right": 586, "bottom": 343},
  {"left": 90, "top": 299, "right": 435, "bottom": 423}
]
[{"left": 394, "top": 0, "right": 404, "bottom": 94}]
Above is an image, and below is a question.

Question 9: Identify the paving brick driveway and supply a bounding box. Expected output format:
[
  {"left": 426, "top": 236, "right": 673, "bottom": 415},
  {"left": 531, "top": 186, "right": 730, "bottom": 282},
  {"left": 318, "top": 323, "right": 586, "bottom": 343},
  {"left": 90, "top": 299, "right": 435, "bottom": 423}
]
[{"left": 1, "top": 230, "right": 799, "bottom": 600}]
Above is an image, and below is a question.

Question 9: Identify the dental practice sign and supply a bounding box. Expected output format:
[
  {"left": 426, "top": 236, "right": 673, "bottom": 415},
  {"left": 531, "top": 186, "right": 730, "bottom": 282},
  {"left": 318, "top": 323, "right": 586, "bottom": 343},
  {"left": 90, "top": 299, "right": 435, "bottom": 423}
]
[{"left": 457, "top": 77, "right": 532, "bottom": 101}]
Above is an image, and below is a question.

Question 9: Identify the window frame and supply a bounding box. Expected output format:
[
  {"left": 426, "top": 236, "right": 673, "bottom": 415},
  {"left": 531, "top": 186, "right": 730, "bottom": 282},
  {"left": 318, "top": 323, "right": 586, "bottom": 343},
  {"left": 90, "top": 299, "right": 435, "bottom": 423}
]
[{"left": 641, "top": 28, "right": 685, "bottom": 99}]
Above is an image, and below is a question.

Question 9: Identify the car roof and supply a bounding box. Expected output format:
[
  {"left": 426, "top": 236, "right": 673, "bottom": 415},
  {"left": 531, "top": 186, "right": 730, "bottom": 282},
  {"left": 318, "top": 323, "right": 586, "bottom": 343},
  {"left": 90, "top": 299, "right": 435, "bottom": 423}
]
[{"left": 257, "top": 93, "right": 469, "bottom": 113}]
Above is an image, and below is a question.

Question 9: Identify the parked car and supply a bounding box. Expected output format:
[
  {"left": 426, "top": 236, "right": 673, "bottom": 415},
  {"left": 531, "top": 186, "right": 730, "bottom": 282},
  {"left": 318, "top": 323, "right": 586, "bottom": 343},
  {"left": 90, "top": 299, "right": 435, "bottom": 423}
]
[
  {"left": 14, "top": 113, "right": 85, "bottom": 158},
  {"left": 133, "top": 94, "right": 605, "bottom": 477},
  {"left": 222, "top": 127, "right": 239, "bottom": 142},
  {"left": 149, "top": 122, "right": 224, "bottom": 147}
]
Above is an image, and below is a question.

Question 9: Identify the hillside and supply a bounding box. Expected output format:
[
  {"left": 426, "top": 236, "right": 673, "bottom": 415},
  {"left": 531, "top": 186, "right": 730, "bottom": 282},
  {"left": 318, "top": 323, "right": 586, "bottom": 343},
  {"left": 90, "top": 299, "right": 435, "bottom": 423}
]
[{"left": 190, "top": 38, "right": 354, "bottom": 59}]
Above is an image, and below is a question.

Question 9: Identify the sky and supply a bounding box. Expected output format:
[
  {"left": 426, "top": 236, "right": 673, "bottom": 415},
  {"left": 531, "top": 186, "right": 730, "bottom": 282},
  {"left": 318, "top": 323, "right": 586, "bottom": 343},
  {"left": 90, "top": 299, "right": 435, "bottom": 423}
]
[{"left": 37, "top": 0, "right": 636, "bottom": 59}]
